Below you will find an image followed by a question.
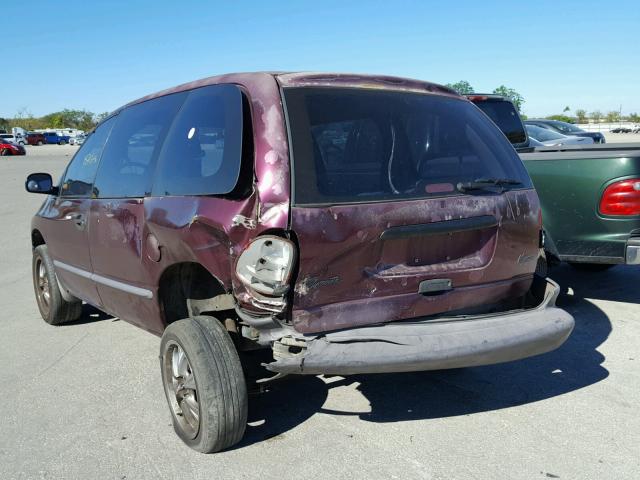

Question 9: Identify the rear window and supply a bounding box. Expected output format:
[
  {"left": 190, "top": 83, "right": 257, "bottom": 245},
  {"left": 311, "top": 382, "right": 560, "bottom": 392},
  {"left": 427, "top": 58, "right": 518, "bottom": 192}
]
[
  {"left": 284, "top": 88, "right": 532, "bottom": 205},
  {"left": 472, "top": 100, "right": 527, "bottom": 145}
]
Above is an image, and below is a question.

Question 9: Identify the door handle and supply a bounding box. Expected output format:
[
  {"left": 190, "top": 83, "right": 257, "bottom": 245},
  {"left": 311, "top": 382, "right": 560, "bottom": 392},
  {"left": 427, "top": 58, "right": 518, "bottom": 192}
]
[
  {"left": 64, "top": 213, "right": 86, "bottom": 229},
  {"left": 103, "top": 203, "right": 115, "bottom": 218}
]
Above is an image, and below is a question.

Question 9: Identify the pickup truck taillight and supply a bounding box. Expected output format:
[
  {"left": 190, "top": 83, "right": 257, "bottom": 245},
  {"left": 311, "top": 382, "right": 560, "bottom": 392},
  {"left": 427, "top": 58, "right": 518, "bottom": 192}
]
[{"left": 599, "top": 179, "right": 640, "bottom": 216}]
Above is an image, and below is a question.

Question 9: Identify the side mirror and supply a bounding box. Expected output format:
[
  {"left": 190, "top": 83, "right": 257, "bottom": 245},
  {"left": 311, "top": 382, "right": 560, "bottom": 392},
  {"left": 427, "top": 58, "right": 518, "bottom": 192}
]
[{"left": 26, "top": 173, "right": 58, "bottom": 195}]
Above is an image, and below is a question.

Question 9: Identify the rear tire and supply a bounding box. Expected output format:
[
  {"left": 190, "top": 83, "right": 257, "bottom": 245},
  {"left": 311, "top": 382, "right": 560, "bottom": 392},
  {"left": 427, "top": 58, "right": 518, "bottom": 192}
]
[
  {"left": 37, "top": 140, "right": 43, "bottom": 146},
  {"left": 0, "top": 149, "right": 10, "bottom": 156},
  {"left": 160, "top": 316, "right": 248, "bottom": 453},
  {"left": 32, "top": 245, "right": 82, "bottom": 325},
  {"left": 569, "top": 262, "right": 615, "bottom": 272}
]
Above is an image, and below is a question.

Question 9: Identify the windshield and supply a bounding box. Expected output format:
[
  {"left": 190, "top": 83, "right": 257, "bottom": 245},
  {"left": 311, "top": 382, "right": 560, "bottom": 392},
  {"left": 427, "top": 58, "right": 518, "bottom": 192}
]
[
  {"left": 550, "top": 121, "right": 583, "bottom": 134},
  {"left": 473, "top": 100, "right": 527, "bottom": 145},
  {"left": 284, "top": 88, "right": 532, "bottom": 205},
  {"left": 525, "top": 124, "right": 566, "bottom": 142}
]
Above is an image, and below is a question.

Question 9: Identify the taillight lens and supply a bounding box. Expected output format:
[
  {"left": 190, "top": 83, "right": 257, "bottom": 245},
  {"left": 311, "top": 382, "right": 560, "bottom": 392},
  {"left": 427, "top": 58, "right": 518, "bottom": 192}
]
[
  {"left": 599, "top": 179, "right": 640, "bottom": 216},
  {"left": 236, "top": 236, "right": 295, "bottom": 296}
]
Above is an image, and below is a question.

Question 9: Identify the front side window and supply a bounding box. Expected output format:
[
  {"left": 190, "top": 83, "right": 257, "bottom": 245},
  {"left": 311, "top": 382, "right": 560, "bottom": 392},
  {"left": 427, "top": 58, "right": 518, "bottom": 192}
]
[
  {"left": 93, "top": 92, "right": 187, "bottom": 198},
  {"left": 60, "top": 117, "right": 116, "bottom": 197},
  {"left": 152, "top": 84, "right": 244, "bottom": 196},
  {"left": 285, "top": 87, "right": 533, "bottom": 205}
]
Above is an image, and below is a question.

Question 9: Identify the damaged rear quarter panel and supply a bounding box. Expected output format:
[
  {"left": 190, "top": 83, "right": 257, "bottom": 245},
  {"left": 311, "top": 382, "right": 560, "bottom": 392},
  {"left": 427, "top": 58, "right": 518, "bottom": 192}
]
[{"left": 126, "top": 73, "right": 291, "bottom": 333}]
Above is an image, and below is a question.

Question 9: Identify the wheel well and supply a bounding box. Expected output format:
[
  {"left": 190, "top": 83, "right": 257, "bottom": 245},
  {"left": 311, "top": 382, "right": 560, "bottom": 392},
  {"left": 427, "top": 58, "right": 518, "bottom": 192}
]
[
  {"left": 158, "top": 263, "right": 233, "bottom": 327},
  {"left": 32, "top": 229, "right": 45, "bottom": 248}
]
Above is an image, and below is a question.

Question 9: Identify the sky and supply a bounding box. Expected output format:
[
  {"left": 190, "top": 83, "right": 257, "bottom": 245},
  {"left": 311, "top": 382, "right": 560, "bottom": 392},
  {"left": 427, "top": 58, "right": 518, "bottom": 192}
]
[{"left": 2, "top": 0, "right": 639, "bottom": 119}]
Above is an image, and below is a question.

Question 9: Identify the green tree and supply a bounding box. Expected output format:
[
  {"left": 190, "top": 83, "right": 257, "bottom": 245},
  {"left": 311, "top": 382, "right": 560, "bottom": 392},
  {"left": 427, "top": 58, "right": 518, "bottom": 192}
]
[
  {"left": 94, "top": 112, "right": 111, "bottom": 124},
  {"left": 39, "top": 109, "right": 99, "bottom": 131},
  {"left": 563, "top": 106, "right": 570, "bottom": 113},
  {"left": 575, "top": 109, "right": 587, "bottom": 123},
  {"left": 606, "top": 110, "right": 621, "bottom": 123},
  {"left": 547, "top": 114, "right": 574, "bottom": 123},
  {"left": 492, "top": 85, "right": 525, "bottom": 112},
  {"left": 590, "top": 110, "right": 602, "bottom": 123},
  {"left": 444, "top": 80, "right": 474, "bottom": 95},
  {"left": 628, "top": 113, "right": 640, "bottom": 123}
]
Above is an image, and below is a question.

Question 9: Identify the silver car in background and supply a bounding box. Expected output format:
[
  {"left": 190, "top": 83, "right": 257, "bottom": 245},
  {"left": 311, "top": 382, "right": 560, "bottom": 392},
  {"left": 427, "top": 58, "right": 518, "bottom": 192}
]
[
  {"left": 525, "top": 124, "right": 594, "bottom": 146},
  {"left": 69, "top": 134, "right": 86, "bottom": 146}
]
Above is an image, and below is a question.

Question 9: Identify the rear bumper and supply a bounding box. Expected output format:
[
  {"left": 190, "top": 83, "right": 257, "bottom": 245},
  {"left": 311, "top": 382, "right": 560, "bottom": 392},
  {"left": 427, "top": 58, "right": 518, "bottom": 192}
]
[
  {"left": 558, "top": 236, "right": 640, "bottom": 265},
  {"left": 626, "top": 238, "right": 640, "bottom": 264},
  {"left": 266, "top": 278, "right": 574, "bottom": 375}
]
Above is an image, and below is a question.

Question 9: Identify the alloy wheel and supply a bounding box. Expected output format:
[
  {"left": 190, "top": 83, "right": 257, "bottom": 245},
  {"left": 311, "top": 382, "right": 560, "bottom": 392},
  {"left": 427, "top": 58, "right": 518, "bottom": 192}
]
[
  {"left": 162, "top": 341, "right": 200, "bottom": 438},
  {"left": 35, "top": 258, "right": 50, "bottom": 315}
]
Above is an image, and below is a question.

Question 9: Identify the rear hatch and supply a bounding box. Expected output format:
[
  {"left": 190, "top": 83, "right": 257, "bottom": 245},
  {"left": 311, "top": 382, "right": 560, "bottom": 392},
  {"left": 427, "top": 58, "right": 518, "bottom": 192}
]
[{"left": 282, "top": 86, "right": 540, "bottom": 334}]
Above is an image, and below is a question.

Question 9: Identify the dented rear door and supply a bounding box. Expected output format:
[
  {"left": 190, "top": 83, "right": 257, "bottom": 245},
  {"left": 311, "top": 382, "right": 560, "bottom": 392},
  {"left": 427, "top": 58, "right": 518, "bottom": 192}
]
[{"left": 283, "top": 87, "right": 540, "bottom": 334}]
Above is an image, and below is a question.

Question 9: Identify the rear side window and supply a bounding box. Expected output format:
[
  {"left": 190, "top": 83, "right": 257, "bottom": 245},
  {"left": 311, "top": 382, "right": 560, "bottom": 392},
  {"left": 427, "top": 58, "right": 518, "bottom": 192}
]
[
  {"left": 472, "top": 100, "right": 527, "bottom": 145},
  {"left": 284, "top": 88, "right": 532, "bottom": 205},
  {"left": 60, "top": 117, "right": 116, "bottom": 197},
  {"left": 93, "top": 92, "right": 187, "bottom": 198},
  {"left": 152, "top": 84, "right": 243, "bottom": 196}
]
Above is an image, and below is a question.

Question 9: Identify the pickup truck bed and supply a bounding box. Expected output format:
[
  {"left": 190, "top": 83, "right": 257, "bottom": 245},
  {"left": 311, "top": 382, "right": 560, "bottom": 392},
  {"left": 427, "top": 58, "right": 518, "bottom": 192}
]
[
  {"left": 520, "top": 145, "right": 640, "bottom": 264},
  {"left": 468, "top": 94, "right": 640, "bottom": 268}
]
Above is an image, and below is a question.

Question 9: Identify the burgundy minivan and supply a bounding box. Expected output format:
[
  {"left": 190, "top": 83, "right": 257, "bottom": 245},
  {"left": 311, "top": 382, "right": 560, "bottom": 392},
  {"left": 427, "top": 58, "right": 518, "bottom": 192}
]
[{"left": 26, "top": 72, "right": 573, "bottom": 453}]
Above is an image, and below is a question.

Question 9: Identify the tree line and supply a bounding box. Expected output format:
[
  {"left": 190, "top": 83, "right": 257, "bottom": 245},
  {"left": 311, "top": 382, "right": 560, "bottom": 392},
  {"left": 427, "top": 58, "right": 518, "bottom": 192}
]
[
  {"left": 445, "top": 80, "right": 639, "bottom": 124},
  {"left": 0, "top": 108, "right": 110, "bottom": 133}
]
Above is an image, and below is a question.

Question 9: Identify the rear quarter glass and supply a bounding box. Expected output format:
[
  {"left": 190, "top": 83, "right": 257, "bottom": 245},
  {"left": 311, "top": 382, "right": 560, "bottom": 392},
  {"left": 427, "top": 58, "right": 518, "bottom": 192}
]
[
  {"left": 472, "top": 100, "right": 528, "bottom": 146},
  {"left": 283, "top": 87, "right": 532, "bottom": 205}
]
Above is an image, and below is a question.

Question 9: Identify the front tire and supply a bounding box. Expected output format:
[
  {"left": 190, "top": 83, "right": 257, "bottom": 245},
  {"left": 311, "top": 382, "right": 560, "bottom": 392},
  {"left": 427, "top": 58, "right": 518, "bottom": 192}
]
[
  {"left": 160, "top": 316, "right": 248, "bottom": 453},
  {"left": 0, "top": 149, "right": 10, "bottom": 156},
  {"left": 32, "top": 245, "right": 82, "bottom": 325},
  {"left": 37, "top": 140, "right": 43, "bottom": 146}
]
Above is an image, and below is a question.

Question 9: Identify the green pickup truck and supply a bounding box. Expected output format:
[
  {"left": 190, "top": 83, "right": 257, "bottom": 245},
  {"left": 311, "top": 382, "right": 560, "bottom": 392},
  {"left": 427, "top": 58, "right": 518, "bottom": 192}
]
[{"left": 469, "top": 95, "right": 640, "bottom": 270}]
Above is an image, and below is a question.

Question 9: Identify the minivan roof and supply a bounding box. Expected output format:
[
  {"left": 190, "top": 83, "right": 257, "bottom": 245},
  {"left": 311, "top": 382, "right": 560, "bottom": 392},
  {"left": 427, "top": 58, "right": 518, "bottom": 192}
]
[{"left": 123, "top": 72, "right": 462, "bottom": 111}]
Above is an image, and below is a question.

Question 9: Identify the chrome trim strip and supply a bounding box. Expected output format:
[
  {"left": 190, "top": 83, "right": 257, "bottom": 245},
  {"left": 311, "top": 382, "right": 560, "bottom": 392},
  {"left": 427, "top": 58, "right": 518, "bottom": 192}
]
[{"left": 53, "top": 260, "right": 153, "bottom": 299}]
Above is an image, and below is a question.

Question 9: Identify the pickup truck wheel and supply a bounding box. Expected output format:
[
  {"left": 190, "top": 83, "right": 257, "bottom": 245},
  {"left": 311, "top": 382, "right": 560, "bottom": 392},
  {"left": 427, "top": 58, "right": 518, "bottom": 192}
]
[
  {"left": 32, "top": 245, "right": 82, "bottom": 325},
  {"left": 58, "top": 140, "right": 67, "bottom": 145},
  {"left": 160, "top": 316, "right": 248, "bottom": 453},
  {"left": 569, "top": 262, "right": 614, "bottom": 272},
  {"left": 37, "top": 141, "right": 43, "bottom": 146}
]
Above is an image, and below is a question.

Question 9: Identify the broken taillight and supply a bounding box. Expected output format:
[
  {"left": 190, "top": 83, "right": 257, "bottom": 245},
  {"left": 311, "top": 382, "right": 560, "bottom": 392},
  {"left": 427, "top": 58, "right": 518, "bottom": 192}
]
[
  {"left": 599, "top": 179, "right": 640, "bottom": 216},
  {"left": 235, "top": 236, "right": 296, "bottom": 296}
]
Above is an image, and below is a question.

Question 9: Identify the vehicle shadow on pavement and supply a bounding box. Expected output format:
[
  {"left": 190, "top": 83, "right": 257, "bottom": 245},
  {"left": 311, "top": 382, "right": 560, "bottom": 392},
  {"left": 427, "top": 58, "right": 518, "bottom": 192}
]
[
  {"left": 550, "top": 263, "right": 640, "bottom": 304},
  {"left": 237, "top": 271, "right": 611, "bottom": 447},
  {"left": 60, "top": 303, "right": 114, "bottom": 326}
]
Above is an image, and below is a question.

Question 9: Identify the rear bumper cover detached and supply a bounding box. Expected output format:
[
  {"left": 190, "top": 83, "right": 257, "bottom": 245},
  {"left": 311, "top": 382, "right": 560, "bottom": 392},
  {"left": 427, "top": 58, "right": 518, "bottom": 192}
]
[{"left": 266, "top": 278, "right": 574, "bottom": 375}]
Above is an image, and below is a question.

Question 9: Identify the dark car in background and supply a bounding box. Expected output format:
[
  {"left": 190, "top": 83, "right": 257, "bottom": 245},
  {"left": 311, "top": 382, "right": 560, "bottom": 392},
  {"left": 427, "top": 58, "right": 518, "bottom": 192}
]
[
  {"left": 25, "top": 72, "right": 573, "bottom": 453},
  {"left": 526, "top": 119, "right": 606, "bottom": 144},
  {"left": 43, "top": 131, "right": 71, "bottom": 145},
  {"left": 525, "top": 124, "right": 594, "bottom": 146},
  {"left": 26, "top": 133, "right": 46, "bottom": 146}
]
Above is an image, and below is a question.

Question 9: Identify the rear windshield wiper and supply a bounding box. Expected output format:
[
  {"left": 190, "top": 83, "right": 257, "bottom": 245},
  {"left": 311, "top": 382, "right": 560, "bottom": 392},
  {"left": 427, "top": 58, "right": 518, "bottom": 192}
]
[{"left": 456, "top": 178, "right": 523, "bottom": 193}]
